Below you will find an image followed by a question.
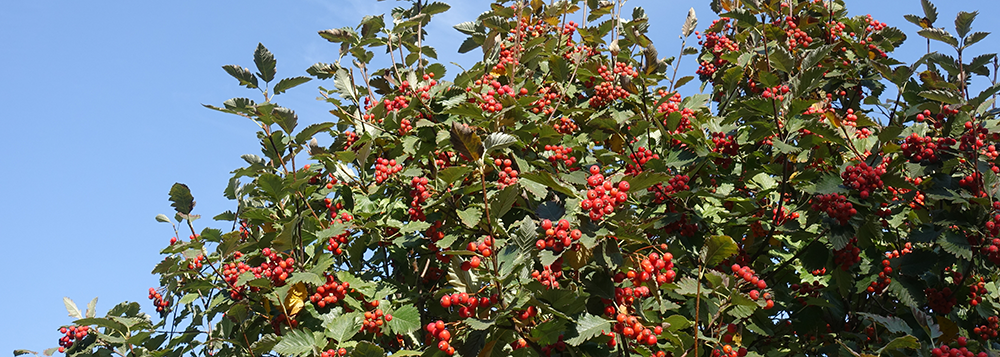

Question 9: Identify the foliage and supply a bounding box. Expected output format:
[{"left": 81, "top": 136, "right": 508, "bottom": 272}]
[{"left": 19, "top": 0, "right": 1000, "bottom": 356}]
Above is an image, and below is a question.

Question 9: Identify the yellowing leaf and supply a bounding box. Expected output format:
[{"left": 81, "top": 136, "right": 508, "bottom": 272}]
[
  {"left": 285, "top": 282, "right": 308, "bottom": 317},
  {"left": 721, "top": 0, "right": 741, "bottom": 11},
  {"left": 263, "top": 222, "right": 276, "bottom": 233},
  {"left": 919, "top": 17, "right": 932, "bottom": 29},
  {"left": 824, "top": 111, "right": 841, "bottom": 128},
  {"left": 566, "top": 245, "right": 593, "bottom": 269}
]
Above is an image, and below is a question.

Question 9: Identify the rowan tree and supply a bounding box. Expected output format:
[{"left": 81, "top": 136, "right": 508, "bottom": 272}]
[{"left": 18, "top": 0, "right": 1000, "bottom": 356}]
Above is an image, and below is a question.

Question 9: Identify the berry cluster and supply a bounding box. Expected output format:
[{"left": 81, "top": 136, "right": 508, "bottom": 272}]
[
  {"left": 761, "top": 85, "right": 790, "bottom": 101},
  {"left": 531, "top": 257, "right": 564, "bottom": 289},
  {"left": 712, "top": 343, "right": 747, "bottom": 357},
  {"left": 408, "top": 177, "right": 430, "bottom": 221},
  {"left": 604, "top": 284, "right": 652, "bottom": 317},
  {"left": 493, "top": 157, "right": 519, "bottom": 189},
  {"left": 959, "top": 121, "right": 989, "bottom": 154},
  {"left": 468, "top": 76, "right": 514, "bottom": 113},
  {"left": 530, "top": 85, "right": 562, "bottom": 115},
  {"left": 842, "top": 162, "right": 885, "bottom": 199},
  {"left": 901, "top": 133, "right": 954, "bottom": 163},
  {"left": 930, "top": 338, "right": 987, "bottom": 357},
  {"left": 319, "top": 348, "right": 348, "bottom": 357},
  {"left": 325, "top": 211, "right": 354, "bottom": 255},
  {"left": 790, "top": 281, "right": 826, "bottom": 305},
  {"left": 424, "top": 320, "right": 454, "bottom": 355},
  {"left": 969, "top": 277, "right": 987, "bottom": 306},
  {"left": 543, "top": 145, "right": 576, "bottom": 166},
  {"left": 552, "top": 117, "right": 578, "bottom": 134},
  {"left": 729, "top": 264, "right": 774, "bottom": 309},
  {"left": 650, "top": 174, "right": 690, "bottom": 204},
  {"left": 374, "top": 158, "right": 403, "bottom": 184},
  {"left": 342, "top": 131, "right": 358, "bottom": 151},
  {"left": 361, "top": 306, "right": 391, "bottom": 335},
  {"left": 187, "top": 254, "right": 206, "bottom": 270},
  {"left": 959, "top": 172, "right": 984, "bottom": 197},
  {"left": 695, "top": 18, "right": 737, "bottom": 81},
  {"left": 866, "top": 246, "right": 912, "bottom": 294},
  {"left": 147, "top": 287, "right": 171, "bottom": 314},
  {"left": 221, "top": 253, "right": 256, "bottom": 300},
  {"left": 587, "top": 63, "right": 638, "bottom": 108},
  {"left": 711, "top": 132, "right": 739, "bottom": 168},
  {"left": 778, "top": 16, "right": 813, "bottom": 50},
  {"left": 833, "top": 238, "right": 861, "bottom": 271},
  {"left": 57, "top": 325, "right": 90, "bottom": 353},
  {"left": 612, "top": 313, "right": 662, "bottom": 346},
  {"left": 309, "top": 274, "right": 351, "bottom": 309},
  {"left": 581, "top": 166, "right": 629, "bottom": 221},
  {"left": 622, "top": 251, "right": 675, "bottom": 287},
  {"left": 973, "top": 316, "right": 999, "bottom": 340},
  {"left": 811, "top": 193, "right": 855, "bottom": 225},
  {"left": 257, "top": 248, "right": 296, "bottom": 286},
  {"left": 656, "top": 92, "right": 696, "bottom": 134},
  {"left": 981, "top": 237, "right": 1000, "bottom": 265},
  {"left": 440, "top": 292, "right": 498, "bottom": 318},
  {"left": 924, "top": 286, "right": 957, "bottom": 314},
  {"left": 464, "top": 235, "right": 494, "bottom": 267},
  {"left": 538, "top": 335, "right": 569, "bottom": 356},
  {"left": 516, "top": 305, "right": 538, "bottom": 321},
  {"left": 625, "top": 146, "right": 660, "bottom": 174},
  {"left": 535, "top": 219, "right": 581, "bottom": 253}
]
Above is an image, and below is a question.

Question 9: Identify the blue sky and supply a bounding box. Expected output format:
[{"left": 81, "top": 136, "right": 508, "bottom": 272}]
[{"left": 2, "top": 0, "right": 997, "bottom": 354}]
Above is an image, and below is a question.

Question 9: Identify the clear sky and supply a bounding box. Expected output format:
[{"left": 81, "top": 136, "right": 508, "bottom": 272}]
[{"left": 2, "top": 0, "right": 998, "bottom": 354}]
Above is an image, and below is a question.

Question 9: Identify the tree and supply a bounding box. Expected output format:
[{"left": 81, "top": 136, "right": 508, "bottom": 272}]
[{"left": 17, "top": 0, "right": 1000, "bottom": 356}]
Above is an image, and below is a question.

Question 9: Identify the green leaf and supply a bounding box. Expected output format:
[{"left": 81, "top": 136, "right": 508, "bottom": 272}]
[
  {"left": 955, "top": 11, "right": 977, "bottom": 39},
  {"left": 674, "top": 277, "right": 704, "bottom": 297},
  {"left": 273, "top": 76, "right": 312, "bottom": 95},
  {"left": 169, "top": 183, "right": 195, "bottom": 215},
  {"left": 13, "top": 350, "right": 35, "bottom": 356},
  {"left": 306, "top": 62, "right": 339, "bottom": 79},
  {"left": 422, "top": 2, "right": 451, "bottom": 15},
  {"left": 937, "top": 230, "right": 972, "bottom": 259},
  {"left": 222, "top": 65, "right": 259, "bottom": 89},
  {"left": 155, "top": 214, "right": 171, "bottom": 223},
  {"left": 484, "top": 132, "right": 518, "bottom": 153},
  {"left": 324, "top": 312, "right": 361, "bottom": 342},
  {"left": 457, "top": 207, "right": 483, "bottom": 228},
  {"left": 254, "top": 43, "right": 277, "bottom": 83},
  {"left": 919, "top": 89, "right": 963, "bottom": 104},
  {"left": 295, "top": 123, "right": 335, "bottom": 145},
  {"left": 700, "top": 235, "right": 739, "bottom": 267},
  {"left": 319, "top": 28, "right": 356, "bottom": 43},
  {"left": 386, "top": 304, "right": 421, "bottom": 334},
  {"left": 918, "top": 28, "right": 959, "bottom": 48},
  {"left": 857, "top": 313, "right": 913, "bottom": 335},
  {"left": 273, "top": 106, "right": 298, "bottom": 134},
  {"left": 273, "top": 328, "right": 316, "bottom": 356},
  {"left": 964, "top": 31, "right": 990, "bottom": 48},
  {"left": 921, "top": 0, "right": 938, "bottom": 24},
  {"left": 625, "top": 172, "right": 669, "bottom": 192},
  {"left": 251, "top": 334, "right": 280, "bottom": 355},
  {"left": 450, "top": 122, "right": 483, "bottom": 162},
  {"left": 287, "top": 272, "right": 325, "bottom": 286},
  {"left": 520, "top": 172, "right": 576, "bottom": 197},
  {"left": 178, "top": 293, "right": 198, "bottom": 305},
  {"left": 63, "top": 297, "right": 83, "bottom": 319},
  {"left": 565, "top": 314, "right": 611, "bottom": 346},
  {"left": 802, "top": 45, "right": 834, "bottom": 71},
  {"left": 879, "top": 335, "right": 919, "bottom": 355}
]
